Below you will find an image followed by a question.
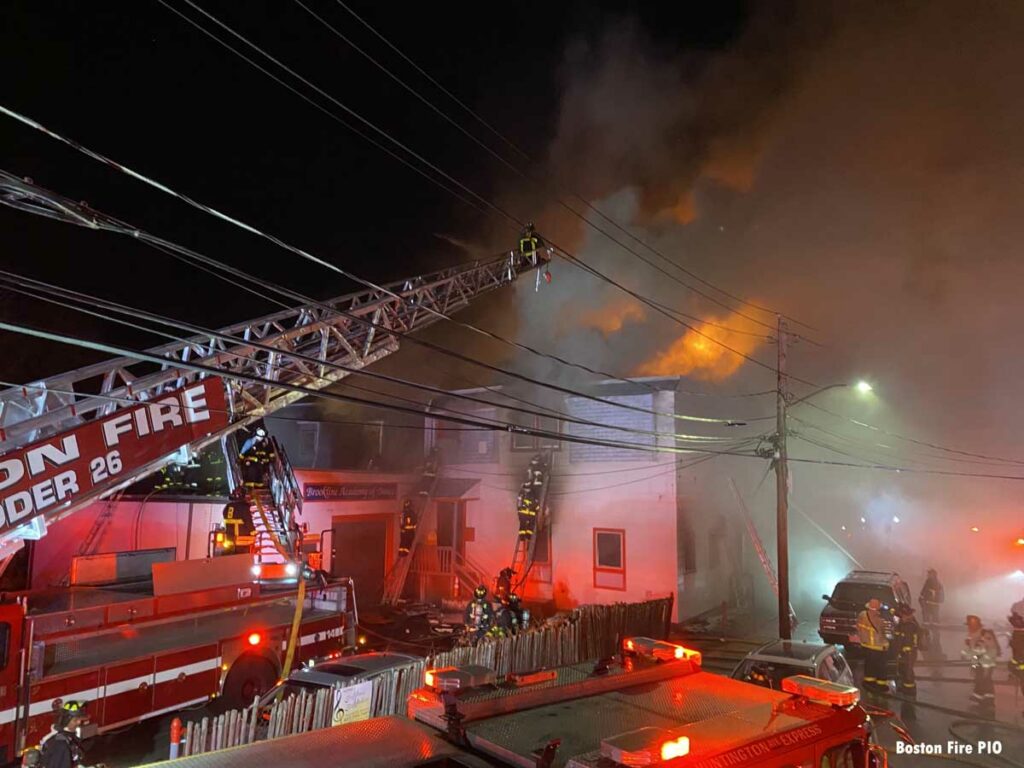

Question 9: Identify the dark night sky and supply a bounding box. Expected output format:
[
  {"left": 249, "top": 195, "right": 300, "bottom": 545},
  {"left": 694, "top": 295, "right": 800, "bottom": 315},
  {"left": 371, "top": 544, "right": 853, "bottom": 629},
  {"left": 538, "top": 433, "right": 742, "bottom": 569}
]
[{"left": 1, "top": 0, "right": 750, "bottom": 382}]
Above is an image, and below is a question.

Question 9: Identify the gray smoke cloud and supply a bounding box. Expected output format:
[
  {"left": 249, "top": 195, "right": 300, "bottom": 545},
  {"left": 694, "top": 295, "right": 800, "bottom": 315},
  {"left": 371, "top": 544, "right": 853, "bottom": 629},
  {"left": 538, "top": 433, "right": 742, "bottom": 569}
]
[{"left": 489, "top": 1, "right": 1024, "bottom": 623}]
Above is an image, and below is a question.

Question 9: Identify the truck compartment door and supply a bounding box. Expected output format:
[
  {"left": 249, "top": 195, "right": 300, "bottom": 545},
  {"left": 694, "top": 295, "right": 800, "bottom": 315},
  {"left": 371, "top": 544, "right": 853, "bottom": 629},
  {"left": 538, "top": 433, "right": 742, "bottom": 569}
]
[
  {"left": 154, "top": 645, "right": 219, "bottom": 712},
  {"left": 101, "top": 658, "right": 155, "bottom": 728}
]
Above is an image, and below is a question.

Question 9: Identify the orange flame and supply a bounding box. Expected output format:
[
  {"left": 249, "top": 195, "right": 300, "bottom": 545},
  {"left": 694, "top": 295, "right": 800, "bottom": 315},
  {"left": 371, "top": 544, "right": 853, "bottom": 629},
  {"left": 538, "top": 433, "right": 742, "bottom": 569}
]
[
  {"left": 635, "top": 310, "right": 764, "bottom": 381},
  {"left": 574, "top": 299, "right": 646, "bottom": 336}
]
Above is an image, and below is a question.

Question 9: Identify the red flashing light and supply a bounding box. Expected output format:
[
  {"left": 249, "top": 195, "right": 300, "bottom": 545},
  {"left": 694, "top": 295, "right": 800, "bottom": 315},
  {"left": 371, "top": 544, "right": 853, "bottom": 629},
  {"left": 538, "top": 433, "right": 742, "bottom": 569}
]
[
  {"left": 424, "top": 669, "right": 435, "bottom": 688},
  {"left": 781, "top": 675, "right": 860, "bottom": 707},
  {"left": 215, "top": 532, "right": 224, "bottom": 543},
  {"left": 1016, "top": 537, "right": 1024, "bottom": 546},
  {"left": 661, "top": 736, "right": 690, "bottom": 761},
  {"left": 247, "top": 632, "right": 263, "bottom": 647},
  {"left": 625, "top": 639, "right": 635, "bottom": 651}
]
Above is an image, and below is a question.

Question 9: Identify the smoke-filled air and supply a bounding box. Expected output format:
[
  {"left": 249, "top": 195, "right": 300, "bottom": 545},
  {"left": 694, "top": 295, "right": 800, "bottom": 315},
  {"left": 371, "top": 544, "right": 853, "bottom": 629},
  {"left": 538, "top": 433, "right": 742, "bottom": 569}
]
[{"left": 467, "top": 1, "right": 1024, "bottom": 622}]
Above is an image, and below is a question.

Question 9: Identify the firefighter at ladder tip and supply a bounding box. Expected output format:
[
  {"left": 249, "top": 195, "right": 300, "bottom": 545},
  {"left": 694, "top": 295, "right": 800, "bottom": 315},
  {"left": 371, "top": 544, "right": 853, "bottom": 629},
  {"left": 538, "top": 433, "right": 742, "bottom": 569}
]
[
  {"left": 518, "top": 223, "right": 552, "bottom": 286},
  {"left": 857, "top": 598, "right": 891, "bottom": 693}
]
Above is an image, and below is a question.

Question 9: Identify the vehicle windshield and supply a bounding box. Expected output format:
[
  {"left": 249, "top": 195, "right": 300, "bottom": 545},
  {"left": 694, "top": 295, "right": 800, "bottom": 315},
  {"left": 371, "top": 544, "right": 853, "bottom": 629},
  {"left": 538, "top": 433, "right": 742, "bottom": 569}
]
[
  {"left": 734, "top": 660, "right": 809, "bottom": 690},
  {"left": 829, "top": 582, "right": 895, "bottom": 610}
]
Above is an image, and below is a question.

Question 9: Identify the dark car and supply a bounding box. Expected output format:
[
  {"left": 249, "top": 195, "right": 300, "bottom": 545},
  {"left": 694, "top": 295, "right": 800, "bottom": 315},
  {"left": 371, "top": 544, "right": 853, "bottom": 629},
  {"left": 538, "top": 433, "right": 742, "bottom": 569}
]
[
  {"left": 732, "top": 640, "right": 855, "bottom": 691},
  {"left": 257, "top": 652, "right": 420, "bottom": 708},
  {"left": 819, "top": 570, "right": 912, "bottom": 647}
]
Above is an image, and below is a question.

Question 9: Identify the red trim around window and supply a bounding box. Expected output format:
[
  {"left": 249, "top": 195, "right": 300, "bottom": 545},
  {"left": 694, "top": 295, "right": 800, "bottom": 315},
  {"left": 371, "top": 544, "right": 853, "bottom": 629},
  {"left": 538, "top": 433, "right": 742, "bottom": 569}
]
[{"left": 593, "top": 527, "right": 626, "bottom": 591}]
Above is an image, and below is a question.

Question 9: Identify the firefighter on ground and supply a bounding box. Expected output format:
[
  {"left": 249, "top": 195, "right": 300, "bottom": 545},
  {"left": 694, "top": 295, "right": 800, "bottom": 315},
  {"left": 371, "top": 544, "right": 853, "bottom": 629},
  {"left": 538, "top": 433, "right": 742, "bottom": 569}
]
[
  {"left": 517, "top": 484, "right": 539, "bottom": 540},
  {"left": 495, "top": 567, "right": 515, "bottom": 604},
  {"left": 398, "top": 499, "right": 417, "bottom": 557},
  {"left": 919, "top": 568, "right": 944, "bottom": 625},
  {"left": 857, "top": 598, "right": 891, "bottom": 693},
  {"left": 1008, "top": 599, "right": 1024, "bottom": 712},
  {"left": 496, "top": 592, "right": 527, "bottom": 636},
  {"left": 963, "top": 615, "right": 1000, "bottom": 706},
  {"left": 39, "top": 701, "right": 89, "bottom": 768},
  {"left": 893, "top": 605, "right": 922, "bottom": 696},
  {"left": 464, "top": 584, "right": 494, "bottom": 644}
]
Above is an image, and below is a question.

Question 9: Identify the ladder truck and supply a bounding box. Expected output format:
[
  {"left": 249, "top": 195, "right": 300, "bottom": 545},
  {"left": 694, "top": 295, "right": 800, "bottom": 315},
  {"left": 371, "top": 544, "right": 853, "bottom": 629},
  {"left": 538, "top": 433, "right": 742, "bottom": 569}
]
[{"left": 0, "top": 172, "right": 550, "bottom": 760}]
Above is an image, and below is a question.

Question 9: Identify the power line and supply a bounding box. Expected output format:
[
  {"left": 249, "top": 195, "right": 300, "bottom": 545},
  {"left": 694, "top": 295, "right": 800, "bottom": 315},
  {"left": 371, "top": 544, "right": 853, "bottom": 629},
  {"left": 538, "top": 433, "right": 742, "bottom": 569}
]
[
  {"left": 798, "top": 400, "right": 1024, "bottom": 467},
  {"left": 148, "top": 2, "right": 799, "bottom": 374},
  {"left": 0, "top": 271, "right": 757, "bottom": 449},
  {"left": 0, "top": 123, "right": 771, "bottom": 428},
  {"left": 789, "top": 414, "right": 1022, "bottom": 470},
  {"left": 6, "top": 318, "right": 1024, "bottom": 483},
  {"left": 0, "top": 317, "right": 767, "bottom": 462},
  {"left": 786, "top": 435, "right": 1024, "bottom": 481},
  {"left": 327, "top": 0, "right": 819, "bottom": 335}
]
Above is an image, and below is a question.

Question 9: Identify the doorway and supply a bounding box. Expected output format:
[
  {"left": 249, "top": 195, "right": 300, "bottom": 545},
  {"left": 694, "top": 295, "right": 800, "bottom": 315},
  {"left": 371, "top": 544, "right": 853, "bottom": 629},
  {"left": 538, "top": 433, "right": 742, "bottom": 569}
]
[{"left": 331, "top": 515, "right": 391, "bottom": 606}]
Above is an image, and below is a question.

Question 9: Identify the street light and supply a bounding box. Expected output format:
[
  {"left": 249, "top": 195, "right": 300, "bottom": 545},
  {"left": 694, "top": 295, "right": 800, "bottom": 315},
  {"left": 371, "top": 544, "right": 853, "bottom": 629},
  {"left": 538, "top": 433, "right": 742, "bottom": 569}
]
[{"left": 855, "top": 380, "right": 873, "bottom": 394}]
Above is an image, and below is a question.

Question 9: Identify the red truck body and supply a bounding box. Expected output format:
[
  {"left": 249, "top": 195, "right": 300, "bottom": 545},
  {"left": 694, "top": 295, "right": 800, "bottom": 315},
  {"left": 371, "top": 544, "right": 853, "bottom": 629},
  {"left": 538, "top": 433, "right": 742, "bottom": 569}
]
[{"left": 0, "top": 576, "right": 356, "bottom": 761}]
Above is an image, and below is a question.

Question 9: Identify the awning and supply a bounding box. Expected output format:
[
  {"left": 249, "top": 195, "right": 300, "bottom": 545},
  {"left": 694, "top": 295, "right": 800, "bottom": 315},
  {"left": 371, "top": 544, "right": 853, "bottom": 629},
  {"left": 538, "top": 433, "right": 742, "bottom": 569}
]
[{"left": 432, "top": 477, "right": 481, "bottom": 500}]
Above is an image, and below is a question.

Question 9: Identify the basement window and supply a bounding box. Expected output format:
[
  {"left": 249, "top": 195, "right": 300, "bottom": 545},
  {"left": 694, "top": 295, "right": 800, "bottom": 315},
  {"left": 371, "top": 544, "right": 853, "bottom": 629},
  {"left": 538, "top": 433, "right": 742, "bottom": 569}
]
[{"left": 593, "top": 528, "right": 626, "bottom": 591}]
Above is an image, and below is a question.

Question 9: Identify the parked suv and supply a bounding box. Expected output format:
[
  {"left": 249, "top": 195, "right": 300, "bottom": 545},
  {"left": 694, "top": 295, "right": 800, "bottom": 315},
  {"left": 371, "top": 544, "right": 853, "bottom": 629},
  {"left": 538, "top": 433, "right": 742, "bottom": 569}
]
[{"left": 819, "top": 570, "right": 912, "bottom": 647}]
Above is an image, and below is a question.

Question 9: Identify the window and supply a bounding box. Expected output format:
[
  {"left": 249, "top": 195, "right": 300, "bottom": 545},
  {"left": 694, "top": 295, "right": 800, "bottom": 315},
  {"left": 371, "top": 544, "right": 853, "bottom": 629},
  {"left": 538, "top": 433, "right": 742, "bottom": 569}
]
[
  {"left": 511, "top": 415, "right": 561, "bottom": 451},
  {"left": 456, "top": 409, "right": 497, "bottom": 463},
  {"left": 298, "top": 422, "right": 319, "bottom": 466},
  {"left": 593, "top": 528, "right": 626, "bottom": 590}
]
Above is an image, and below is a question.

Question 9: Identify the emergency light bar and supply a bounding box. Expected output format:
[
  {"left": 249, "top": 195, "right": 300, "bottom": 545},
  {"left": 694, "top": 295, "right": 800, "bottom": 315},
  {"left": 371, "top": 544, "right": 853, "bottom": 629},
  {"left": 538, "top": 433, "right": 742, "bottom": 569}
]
[
  {"left": 601, "top": 727, "right": 690, "bottom": 766},
  {"left": 781, "top": 675, "right": 860, "bottom": 707},
  {"left": 622, "top": 637, "right": 702, "bottom": 666},
  {"left": 424, "top": 665, "right": 497, "bottom": 691}
]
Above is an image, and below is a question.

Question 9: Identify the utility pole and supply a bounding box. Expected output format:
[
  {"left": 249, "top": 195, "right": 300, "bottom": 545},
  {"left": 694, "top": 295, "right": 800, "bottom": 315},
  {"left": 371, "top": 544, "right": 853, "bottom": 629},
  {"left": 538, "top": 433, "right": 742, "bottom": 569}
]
[{"left": 775, "top": 315, "right": 791, "bottom": 640}]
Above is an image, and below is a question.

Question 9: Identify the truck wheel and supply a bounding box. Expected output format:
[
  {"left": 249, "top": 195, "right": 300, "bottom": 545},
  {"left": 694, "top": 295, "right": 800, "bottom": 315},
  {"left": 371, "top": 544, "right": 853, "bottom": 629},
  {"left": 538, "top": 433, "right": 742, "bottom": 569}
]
[{"left": 223, "top": 655, "right": 278, "bottom": 709}]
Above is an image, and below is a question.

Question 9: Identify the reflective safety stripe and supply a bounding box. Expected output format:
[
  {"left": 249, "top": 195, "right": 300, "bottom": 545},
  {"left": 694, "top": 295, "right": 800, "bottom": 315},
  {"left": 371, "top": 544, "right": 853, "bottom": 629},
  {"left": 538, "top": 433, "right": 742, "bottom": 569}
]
[{"left": 0, "top": 657, "right": 220, "bottom": 725}]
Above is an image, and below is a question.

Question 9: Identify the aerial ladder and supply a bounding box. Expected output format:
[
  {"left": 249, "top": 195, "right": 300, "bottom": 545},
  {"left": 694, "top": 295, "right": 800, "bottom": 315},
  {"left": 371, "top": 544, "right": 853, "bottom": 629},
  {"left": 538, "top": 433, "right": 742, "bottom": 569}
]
[{"left": 0, "top": 172, "right": 550, "bottom": 568}]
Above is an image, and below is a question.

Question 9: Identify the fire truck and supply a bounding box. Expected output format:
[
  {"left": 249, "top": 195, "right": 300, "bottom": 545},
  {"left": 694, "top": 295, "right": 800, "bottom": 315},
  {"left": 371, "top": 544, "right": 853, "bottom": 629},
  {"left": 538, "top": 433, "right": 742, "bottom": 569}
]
[
  {"left": 143, "top": 636, "right": 889, "bottom": 768},
  {"left": 0, "top": 556, "right": 356, "bottom": 762}
]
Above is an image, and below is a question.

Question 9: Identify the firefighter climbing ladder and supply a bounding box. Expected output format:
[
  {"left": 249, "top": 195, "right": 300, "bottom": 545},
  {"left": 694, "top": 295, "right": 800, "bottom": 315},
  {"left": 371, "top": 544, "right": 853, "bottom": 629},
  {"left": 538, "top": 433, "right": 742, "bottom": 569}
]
[
  {"left": 0, "top": 173, "right": 547, "bottom": 564},
  {"left": 510, "top": 452, "right": 552, "bottom": 591},
  {"left": 380, "top": 451, "right": 440, "bottom": 605},
  {"left": 729, "top": 478, "right": 797, "bottom": 627}
]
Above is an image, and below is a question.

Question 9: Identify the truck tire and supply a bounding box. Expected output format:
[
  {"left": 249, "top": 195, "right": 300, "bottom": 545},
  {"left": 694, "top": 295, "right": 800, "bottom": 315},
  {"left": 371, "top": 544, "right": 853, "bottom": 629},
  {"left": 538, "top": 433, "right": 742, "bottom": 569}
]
[{"left": 223, "top": 654, "right": 278, "bottom": 709}]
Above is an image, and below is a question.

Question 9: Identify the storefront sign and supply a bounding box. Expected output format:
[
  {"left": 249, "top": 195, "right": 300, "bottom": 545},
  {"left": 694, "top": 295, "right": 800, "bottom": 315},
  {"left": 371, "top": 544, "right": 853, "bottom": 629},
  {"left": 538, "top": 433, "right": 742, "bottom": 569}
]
[
  {"left": 304, "top": 483, "right": 397, "bottom": 502},
  {"left": 0, "top": 378, "right": 229, "bottom": 531}
]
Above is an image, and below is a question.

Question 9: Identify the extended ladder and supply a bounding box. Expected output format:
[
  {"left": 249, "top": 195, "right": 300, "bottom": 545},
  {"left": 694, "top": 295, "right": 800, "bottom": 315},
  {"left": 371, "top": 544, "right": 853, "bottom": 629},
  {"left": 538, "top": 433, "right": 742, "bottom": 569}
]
[
  {"left": 729, "top": 479, "right": 797, "bottom": 628},
  {"left": 0, "top": 173, "right": 546, "bottom": 562},
  {"left": 509, "top": 452, "right": 552, "bottom": 592},
  {"left": 380, "top": 451, "right": 440, "bottom": 605}
]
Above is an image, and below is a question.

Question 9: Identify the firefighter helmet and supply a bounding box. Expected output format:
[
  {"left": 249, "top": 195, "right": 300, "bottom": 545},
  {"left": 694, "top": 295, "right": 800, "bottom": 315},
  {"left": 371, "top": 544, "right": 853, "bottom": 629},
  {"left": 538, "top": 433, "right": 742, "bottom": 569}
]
[
  {"left": 474, "top": 584, "right": 488, "bottom": 600},
  {"left": 508, "top": 593, "right": 521, "bottom": 606}
]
